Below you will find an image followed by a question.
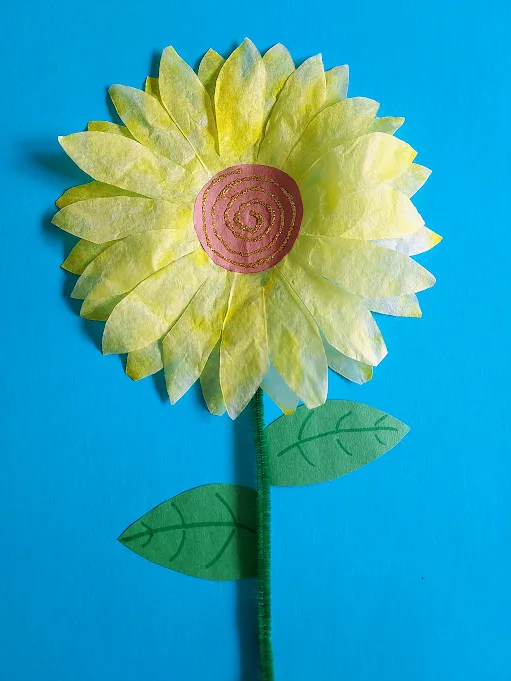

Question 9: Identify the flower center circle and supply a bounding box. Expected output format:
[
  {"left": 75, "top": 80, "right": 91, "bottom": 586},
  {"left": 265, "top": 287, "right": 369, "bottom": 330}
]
[{"left": 193, "top": 164, "right": 303, "bottom": 273}]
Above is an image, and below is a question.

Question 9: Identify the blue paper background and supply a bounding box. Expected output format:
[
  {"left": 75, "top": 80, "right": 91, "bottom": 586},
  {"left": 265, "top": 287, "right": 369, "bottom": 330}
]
[{"left": 2, "top": 1, "right": 510, "bottom": 679}]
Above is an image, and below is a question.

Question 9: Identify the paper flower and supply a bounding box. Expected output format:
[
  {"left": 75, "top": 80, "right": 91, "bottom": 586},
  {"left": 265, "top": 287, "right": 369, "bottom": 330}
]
[{"left": 54, "top": 39, "right": 440, "bottom": 418}]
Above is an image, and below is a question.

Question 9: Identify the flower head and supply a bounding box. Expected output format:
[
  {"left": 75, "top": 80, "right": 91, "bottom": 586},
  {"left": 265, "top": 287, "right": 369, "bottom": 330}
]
[{"left": 53, "top": 39, "right": 440, "bottom": 418}]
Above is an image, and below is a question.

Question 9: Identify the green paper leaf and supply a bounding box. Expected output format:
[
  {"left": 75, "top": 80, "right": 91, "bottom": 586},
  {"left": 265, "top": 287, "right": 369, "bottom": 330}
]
[
  {"left": 118, "top": 483, "right": 257, "bottom": 580},
  {"left": 267, "top": 400, "right": 409, "bottom": 486}
]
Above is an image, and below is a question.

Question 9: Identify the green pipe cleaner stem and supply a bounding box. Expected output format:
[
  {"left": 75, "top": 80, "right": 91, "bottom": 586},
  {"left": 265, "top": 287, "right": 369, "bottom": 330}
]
[{"left": 253, "top": 388, "right": 274, "bottom": 681}]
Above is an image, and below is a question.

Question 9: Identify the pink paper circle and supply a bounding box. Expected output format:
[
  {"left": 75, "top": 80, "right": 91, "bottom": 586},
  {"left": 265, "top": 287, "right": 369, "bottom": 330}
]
[{"left": 194, "top": 164, "right": 303, "bottom": 273}]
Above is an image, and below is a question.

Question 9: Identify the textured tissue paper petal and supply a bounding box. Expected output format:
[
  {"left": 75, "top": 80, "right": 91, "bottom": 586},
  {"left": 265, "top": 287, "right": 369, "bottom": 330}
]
[
  {"left": 372, "top": 226, "right": 442, "bottom": 256},
  {"left": 56, "top": 181, "right": 141, "bottom": 208},
  {"left": 278, "top": 256, "right": 386, "bottom": 365},
  {"left": 59, "top": 132, "right": 193, "bottom": 201},
  {"left": 54, "top": 40, "right": 440, "bottom": 417},
  {"left": 261, "top": 364, "right": 299, "bottom": 415},
  {"left": 266, "top": 273, "right": 327, "bottom": 408},
  {"left": 144, "top": 77, "right": 161, "bottom": 100},
  {"left": 284, "top": 97, "right": 379, "bottom": 178},
  {"left": 262, "top": 44, "right": 294, "bottom": 122},
  {"left": 53, "top": 196, "right": 193, "bottom": 243},
  {"left": 324, "top": 342, "right": 373, "bottom": 384},
  {"left": 163, "top": 269, "right": 231, "bottom": 403},
  {"left": 109, "top": 84, "right": 204, "bottom": 174},
  {"left": 292, "top": 235, "right": 435, "bottom": 299},
  {"left": 159, "top": 46, "right": 221, "bottom": 173},
  {"left": 302, "top": 186, "right": 424, "bottom": 240},
  {"left": 220, "top": 274, "right": 269, "bottom": 419},
  {"left": 198, "top": 49, "right": 225, "bottom": 105},
  {"left": 215, "top": 39, "right": 265, "bottom": 164},
  {"left": 258, "top": 55, "right": 326, "bottom": 168},
  {"left": 366, "top": 116, "right": 404, "bottom": 135},
  {"left": 200, "top": 342, "right": 226, "bottom": 416},
  {"left": 87, "top": 120, "right": 134, "bottom": 137},
  {"left": 102, "top": 250, "right": 212, "bottom": 354},
  {"left": 126, "top": 341, "right": 163, "bottom": 380},
  {"left": 324, "top": 65, "right": 349, "bottom": 106},
  {"left": 61, "top": 239, "right": 115, "bottom": 275}
]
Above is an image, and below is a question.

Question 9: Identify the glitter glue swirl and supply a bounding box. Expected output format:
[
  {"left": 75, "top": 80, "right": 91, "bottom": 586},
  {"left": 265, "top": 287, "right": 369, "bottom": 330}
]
[{"left": 193, "top": 164, "right": 303, "bottom": 274}]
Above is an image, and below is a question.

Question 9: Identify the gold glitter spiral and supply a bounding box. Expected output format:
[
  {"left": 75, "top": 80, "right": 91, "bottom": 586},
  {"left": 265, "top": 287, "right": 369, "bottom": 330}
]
[{"left": 194, "top": 164, "right": 303, "bottom": 273}]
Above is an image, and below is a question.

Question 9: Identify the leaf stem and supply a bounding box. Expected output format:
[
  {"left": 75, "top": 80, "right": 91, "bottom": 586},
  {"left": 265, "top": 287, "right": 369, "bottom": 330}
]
[{"left": 253, "top": 388, "right": 274, "bottom": 681}]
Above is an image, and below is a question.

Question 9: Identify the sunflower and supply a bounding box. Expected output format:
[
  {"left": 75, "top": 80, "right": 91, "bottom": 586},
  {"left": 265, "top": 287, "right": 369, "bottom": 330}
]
[{"left": 53, "top": 39, "right": 440, "bottom": 418}]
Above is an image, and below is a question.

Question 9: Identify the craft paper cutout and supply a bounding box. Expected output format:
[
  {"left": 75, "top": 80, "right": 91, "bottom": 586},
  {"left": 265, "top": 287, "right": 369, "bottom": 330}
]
[
  {"left": 266, "top": 401, "right": 409, "bottom": 486},
  {"left": 53, "top": 38, "right": 440, "bottom": 420},
  {"left": 193, "top": 164, "right": 303, "bottom": 273},
  {"left": 52, "top": 40, "right": 440, "bottom": 681},
  {"left": 119, "top": 484, "right": 257, "bottom": 580}
]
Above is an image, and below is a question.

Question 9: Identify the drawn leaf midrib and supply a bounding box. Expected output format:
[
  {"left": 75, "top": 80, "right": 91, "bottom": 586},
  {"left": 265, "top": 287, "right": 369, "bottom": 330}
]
[
  {"left": 119, "top": 492, "right": 256, "bottom": 549},
  {"left": 119, "top": 518, "right": 256, "bottom": 544},
  {"left": 276, "top": 424, "right": 399, "bottom": 458}
]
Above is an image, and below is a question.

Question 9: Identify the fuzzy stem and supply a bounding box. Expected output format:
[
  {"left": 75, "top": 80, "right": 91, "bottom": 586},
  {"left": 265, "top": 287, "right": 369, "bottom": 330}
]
[{"left": 253, "top": 388, "right": 274, "bottom": 681}]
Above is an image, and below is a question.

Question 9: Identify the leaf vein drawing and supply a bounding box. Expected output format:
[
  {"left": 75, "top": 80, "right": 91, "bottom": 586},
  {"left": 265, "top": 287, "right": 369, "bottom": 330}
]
[
  {"left": 298, "top": 410, "right": 315, "bottom": 441},
  {"left": 169, "top": 530, "right": 187, "bottom": 564},
  {"left": 171, "top": 501, "right": 185, "bottom": 524},
  {"left": 205, "top": 529, "right": 236, "bottom": 570},
  {"left": 297, "top": 443, "right": 316, "bottom": 467},
  {"left": 336, "top": 411, "right": 352, "bottom": 429},
  {"left": 140, "top": 522, "right": 154, "bottom": 548},
  {"left": 336, "top": 438, "right": 353, "bottom": 456},
  {"left": 215, "top": 492, "right": 237, "bottom": 522},
  {"left": 267, "top": 402, "right": 409, "bottom": 486},
  {"left": 118, "top": 484, "right": 257, "bottom": 580},
  {"left": 276, "top": 424, "right": 398, "bottom": 458},
  {"left": 168, "top": 502, "right": 186, "bottom": 564},
  {"left": 119, "top": 519, "right": 255, "bottom": 543}
]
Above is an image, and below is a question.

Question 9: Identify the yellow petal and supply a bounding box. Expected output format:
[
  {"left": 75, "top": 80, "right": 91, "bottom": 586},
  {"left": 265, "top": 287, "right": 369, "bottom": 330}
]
[
  {"left": 80, "top": 294, "right": 125, "bottom": 322},
  {"left": 200, "top": 342, "right": 226, "bottom": 416},
  {"left": 302, "top": 187, "right": 424, "bottom": 240},
  {"left": 102, "top": 250, "right": 212, "bottom": 354},
  {"left": 215, "top": 39, "right": 265, "bottom": 164},
  {"left": 56, "top": 181, "right": 140, "bottom": 209},
  {"left": 87, "top": 121, "right": 133, "bottom": 138},
  {"left": 159, "top": 46, "right": 221, "bottom": 173},
  {"left": 261, "top": 364, "right": 299, "bottom": 415},
  {"left": 324, "top": 342, "right": 373, "bottom": 384},
  {"left": 109, "top": 85, "right": 202, "bottom": 171},
  {"left": 292, "top": 235, "right": 436, "bottom": 298},
  {"left": 126, "top": 342, "right": 163, "bottom": 380},
  {"left": 266, "top": 273, "right": 327, "bottom": 408},
  {"left": 372, "top": 226, "right": 442, "bottom": 256},
  {"left": 278, "top": 257, "right": 386, "bottom": 365},
  {"left": 393, "top": 163, "right": 431, "bottom": 197},
  {"left": 301, "top": 133, "right": 417, "bottom": 205},
  {"left": 366, "top": 116, "right": 404, "bottom": 135},
  {"left": 61, "top": 239, "right": 115, "bottom": 274},
  {"left": 258, "top": 55, "right": 326, "bottom": 168},
  {"left": 198, "top": 49, "right": 225, "bottom": 105},
  {"left": 262, "top": 44, "right": 294, "bottom": 122},
  {"left": 59, "top": 132, "right": 192, "bottom": 201},
  {"left": 284, "top": 97, "right": 379, "bottom": 178},
  {"left": 163, "top": 269, "right": 230, "bottom": 403},
  {"left": 366, "top": 293, "right": 422, "bottom": 318},
  {"left": 144, "top": 77, "right": 161, "bottom": 100},
  {"left": 324, "top": 65, "right": 349, "bottom": 106},
  {"left": 220, "top": 274, "right": 269, "bottom": 419},
  {"left": 53, "top": 196, "right": 192, "bottom": 243},
  {"left": 72, "top": 230, "right": 198, "bottom": 300}
]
